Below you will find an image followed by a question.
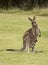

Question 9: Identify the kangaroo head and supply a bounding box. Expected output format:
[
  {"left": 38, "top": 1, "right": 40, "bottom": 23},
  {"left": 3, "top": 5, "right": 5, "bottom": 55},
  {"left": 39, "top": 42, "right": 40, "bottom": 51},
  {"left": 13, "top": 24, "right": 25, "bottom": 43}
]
[{"left": 28, "top": 16, "right": 37, "bottom": 27}]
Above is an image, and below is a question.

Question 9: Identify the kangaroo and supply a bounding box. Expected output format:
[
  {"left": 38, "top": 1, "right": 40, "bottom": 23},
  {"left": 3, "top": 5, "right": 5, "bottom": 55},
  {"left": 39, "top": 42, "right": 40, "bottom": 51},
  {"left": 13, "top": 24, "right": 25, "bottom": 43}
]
[{"left": 20, "top": 16, "right": 41, "bottom": 52}]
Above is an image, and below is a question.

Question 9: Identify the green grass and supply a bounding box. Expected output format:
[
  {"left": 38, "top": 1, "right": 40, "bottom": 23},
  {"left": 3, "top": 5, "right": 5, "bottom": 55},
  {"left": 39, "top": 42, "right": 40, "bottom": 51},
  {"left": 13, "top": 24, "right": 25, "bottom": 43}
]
[
  {"left": 0, "top": 8, "right": 48, "bottom": 16},
  {"left": 0, "top": 14, "right": 48, "bottom": 65}
]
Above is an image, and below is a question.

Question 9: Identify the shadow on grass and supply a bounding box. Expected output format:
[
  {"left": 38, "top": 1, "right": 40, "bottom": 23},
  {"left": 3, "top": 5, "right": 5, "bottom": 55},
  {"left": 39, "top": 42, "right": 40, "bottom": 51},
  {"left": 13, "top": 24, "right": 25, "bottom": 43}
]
[
  {"left": 0, "top": 49, "right": 20, "bottom": 52},
  {"left": 0, "top": 49, "right": 44, "bottom": 53},
  {"left": 6, "top": 49, "right": 20, "bottom": 52},
  {"left": 34, "top": 51, "right": 43, "bottom": 53}
]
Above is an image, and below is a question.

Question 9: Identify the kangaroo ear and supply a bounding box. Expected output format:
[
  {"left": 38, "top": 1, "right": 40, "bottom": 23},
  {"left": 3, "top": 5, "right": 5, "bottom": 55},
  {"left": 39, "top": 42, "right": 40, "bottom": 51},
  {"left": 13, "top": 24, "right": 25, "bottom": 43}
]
[
  {"left": 28, "top": 17, "right": 32, "bottom": 21},
  {"left": 33, "top": 16, "right": 36, "bottom": 20}
]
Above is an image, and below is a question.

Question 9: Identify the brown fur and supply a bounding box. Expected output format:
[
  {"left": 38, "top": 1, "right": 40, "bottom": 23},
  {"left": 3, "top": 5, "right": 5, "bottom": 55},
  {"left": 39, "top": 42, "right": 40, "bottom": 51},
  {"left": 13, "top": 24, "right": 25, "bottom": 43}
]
[{"left": 20, "top": 16, "right": 41, "bottom": 52}]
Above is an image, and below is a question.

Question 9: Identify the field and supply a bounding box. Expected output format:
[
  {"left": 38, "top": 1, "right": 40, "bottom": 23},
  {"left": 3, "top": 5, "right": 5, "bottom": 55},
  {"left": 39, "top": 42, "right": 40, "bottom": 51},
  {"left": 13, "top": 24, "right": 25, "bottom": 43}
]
[{"left": 0, "top": 14, "right": 48, "bottom": 65}]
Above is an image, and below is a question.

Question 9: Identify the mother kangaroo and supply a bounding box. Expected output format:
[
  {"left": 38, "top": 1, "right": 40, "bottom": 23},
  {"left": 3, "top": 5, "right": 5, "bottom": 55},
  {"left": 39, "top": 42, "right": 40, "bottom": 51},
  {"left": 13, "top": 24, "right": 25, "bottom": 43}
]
[{"left": 20, "top": 16, "right": 41, "bottom": 52}]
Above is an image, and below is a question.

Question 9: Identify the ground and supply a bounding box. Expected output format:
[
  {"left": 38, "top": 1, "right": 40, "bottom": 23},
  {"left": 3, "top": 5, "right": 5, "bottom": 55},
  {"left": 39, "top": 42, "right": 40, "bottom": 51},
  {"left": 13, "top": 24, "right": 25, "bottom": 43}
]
[{"left": 0, "top": 14, "right": 48, "bottom": 65}]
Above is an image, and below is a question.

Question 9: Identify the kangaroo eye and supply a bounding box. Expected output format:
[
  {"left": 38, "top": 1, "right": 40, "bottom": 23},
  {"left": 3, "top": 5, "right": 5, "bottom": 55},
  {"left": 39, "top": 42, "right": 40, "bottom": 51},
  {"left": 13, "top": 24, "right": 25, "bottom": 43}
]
[
  {"left": 32, "top": 22, "right": 33, "bottom": 24},
  {"left": 32, "top": 22, "right": 36, "bottom": 24}
]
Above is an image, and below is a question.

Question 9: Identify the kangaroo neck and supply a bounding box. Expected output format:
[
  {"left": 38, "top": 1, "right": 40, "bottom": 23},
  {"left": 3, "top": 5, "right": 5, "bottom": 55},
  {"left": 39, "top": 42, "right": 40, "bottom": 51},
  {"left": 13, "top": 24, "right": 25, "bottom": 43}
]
[{"left": 32, "top": 25, "right": 38, "bottom": 30}]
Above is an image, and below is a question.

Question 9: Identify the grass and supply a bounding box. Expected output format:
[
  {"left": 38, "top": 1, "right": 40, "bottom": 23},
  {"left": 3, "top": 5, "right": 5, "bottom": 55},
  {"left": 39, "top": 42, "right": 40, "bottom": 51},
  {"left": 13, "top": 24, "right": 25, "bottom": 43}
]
[
  {"left": 0, "top": 14, "right": 48, "bottom": 65},
  {"left": 0, "top": 8, "right": 48, "bottom": 16}
]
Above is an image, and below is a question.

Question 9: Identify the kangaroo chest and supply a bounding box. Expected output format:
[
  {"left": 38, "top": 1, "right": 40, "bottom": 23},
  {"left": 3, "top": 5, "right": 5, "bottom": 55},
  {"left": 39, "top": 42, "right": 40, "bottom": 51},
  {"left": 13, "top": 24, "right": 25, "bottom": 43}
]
[{"left": 29, "top": 28, "right": 37, "bottom": 43}]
